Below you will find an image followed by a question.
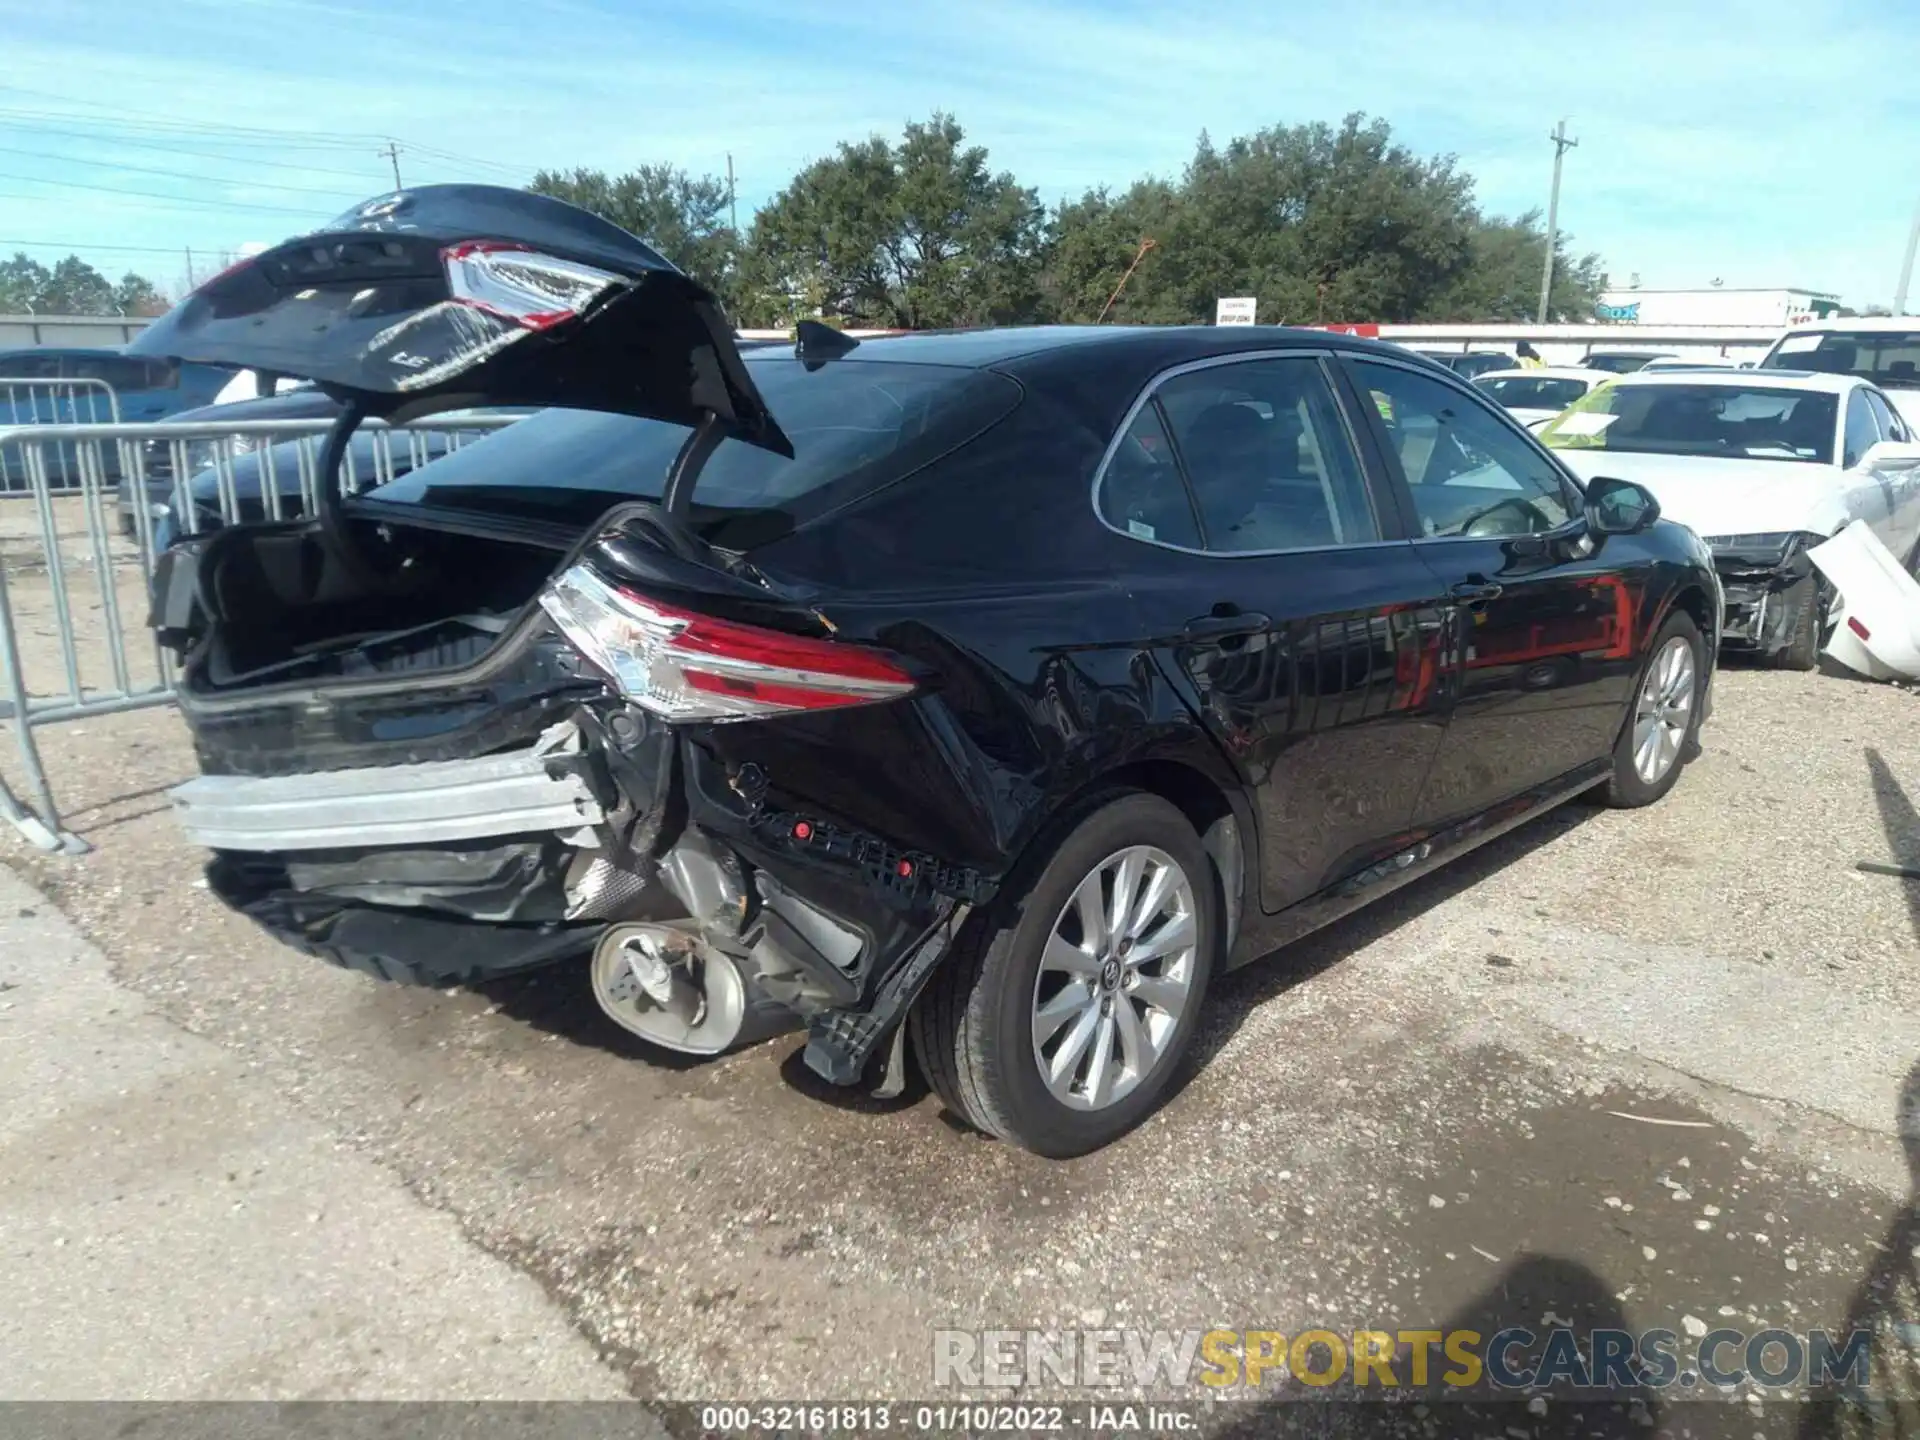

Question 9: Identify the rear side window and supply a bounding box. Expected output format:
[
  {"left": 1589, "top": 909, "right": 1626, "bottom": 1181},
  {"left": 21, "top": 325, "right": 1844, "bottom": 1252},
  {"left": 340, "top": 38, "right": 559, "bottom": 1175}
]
[
  {"left": 1157, "top": 359, "right": 1377, "bottom": 551},
  {"left": 60, "top": 354, "right": 165, "bottom": 392},
  {"left": 0, "top": 354, "right": 62, "bottom": 380},
  {"left": 370, "top": 359, "right": 1022, "bottom": 529},
  {"left": 1768, "top": 330, "right": 1920, "bottom": 390},
  {"left": 1098, "top": 404, "right": 1202, "bottom": 548}
]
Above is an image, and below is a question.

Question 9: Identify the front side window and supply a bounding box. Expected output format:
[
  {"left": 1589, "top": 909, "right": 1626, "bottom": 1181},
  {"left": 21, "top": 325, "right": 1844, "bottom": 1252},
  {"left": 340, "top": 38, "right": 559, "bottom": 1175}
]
[
  {"left": 1865, "top": 389, "right": 1909, "bottom": 444},
  {"left": 1350, "top": 360, "right": 1576, "bottom": 538},
  {"left": 1152, "top": 357, "right": 1378, "bottom": 552},
  {"left": 1844, "top": 389, "right": 1878, "bottom": 468},
  {"left": 1537, "top": 382, "right": 1839, "bottom": 465}
]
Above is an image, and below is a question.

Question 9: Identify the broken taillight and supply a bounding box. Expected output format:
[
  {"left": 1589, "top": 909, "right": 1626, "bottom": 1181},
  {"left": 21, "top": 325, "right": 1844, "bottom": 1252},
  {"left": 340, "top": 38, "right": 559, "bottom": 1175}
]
[
  {"left": 442, "top": 241, "right": 622, "bottom": 331},
  {"left": 540, "top": 564, "right": 916, "bottom": 723}
]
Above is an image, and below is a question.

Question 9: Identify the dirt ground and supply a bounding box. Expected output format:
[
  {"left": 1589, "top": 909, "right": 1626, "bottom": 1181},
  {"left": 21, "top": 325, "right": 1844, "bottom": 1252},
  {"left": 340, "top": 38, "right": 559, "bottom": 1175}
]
[{"left": 4, "top": 641, "right": 1920, "bottom": 1434}]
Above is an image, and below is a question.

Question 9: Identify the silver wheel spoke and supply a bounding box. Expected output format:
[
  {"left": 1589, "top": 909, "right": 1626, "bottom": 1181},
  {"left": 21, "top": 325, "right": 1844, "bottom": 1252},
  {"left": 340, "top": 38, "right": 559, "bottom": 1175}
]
[
  {"left": 1072, "top": 871, "right": 1108, "bottom": 955},
  {"left": 1128, "top": 909, "right": 1194, "bottom": 966},
  {"left": 1049, "top": 1003, "right": 1101, "bottom": 1088},
  {"left": 1113, "top": 995, "right": 1153, "bottom": 1076},
  {"left": 1126, "top": 862, "right": 1175, "bottom": 940},
  {"left": 1043, "top": 933, "right": 1100, "bottom": 978},
  {"left": 1033, "top": 981, "right": 1090, "bottom": 1049},
  {"left": 1085, "top": 1012, "right": 1118, "bottom": 1107},
  {"left": 1106, "top": 849, "right": 1144, "bottom": 945},
  {"left": 1130, "top": 972, "right": 1189, "bottom": 1020}
]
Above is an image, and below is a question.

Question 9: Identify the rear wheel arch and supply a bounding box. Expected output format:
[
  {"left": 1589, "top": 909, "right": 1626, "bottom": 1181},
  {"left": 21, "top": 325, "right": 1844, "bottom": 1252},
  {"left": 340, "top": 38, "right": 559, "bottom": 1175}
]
[{"left": 1010, "top": 756, "right": 1254, "bottom": 959}]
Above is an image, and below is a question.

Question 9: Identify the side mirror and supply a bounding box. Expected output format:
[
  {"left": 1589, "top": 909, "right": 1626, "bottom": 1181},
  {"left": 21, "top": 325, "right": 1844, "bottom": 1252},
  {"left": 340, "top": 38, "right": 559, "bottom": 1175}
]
[
  {"left": 1859, "top": 440, "right": 1920, "bottom": 472},
  {"left": 1585, "top": 476, "right": 1661, "bottom": 536}
]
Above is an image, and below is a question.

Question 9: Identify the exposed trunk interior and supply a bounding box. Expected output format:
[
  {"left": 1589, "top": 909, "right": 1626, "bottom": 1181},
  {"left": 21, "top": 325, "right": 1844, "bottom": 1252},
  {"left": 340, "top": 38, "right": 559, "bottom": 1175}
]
[{"left": 186, "top": 518, "right": 565, "bottom": 692}]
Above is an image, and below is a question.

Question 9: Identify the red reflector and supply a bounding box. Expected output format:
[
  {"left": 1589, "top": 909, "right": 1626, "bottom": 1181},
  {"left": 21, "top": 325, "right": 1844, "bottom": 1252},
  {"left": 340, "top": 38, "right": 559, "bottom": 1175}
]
[
  {"left": 896, "top": 859, "right": 914, "bottom": 878},
  {"left": 1848, "top": 617, "right": 1871, "bottom": 641},
  {"left": 792, "top": 821, "right": 813, "bottom": 841}
]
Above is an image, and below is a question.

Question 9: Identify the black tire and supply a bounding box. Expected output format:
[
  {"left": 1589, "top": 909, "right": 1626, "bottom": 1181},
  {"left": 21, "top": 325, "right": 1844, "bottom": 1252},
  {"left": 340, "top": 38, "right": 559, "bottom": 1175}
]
[
  {"left": 910, "top": 792, "right": 1219, "bottom": 1157},
  {"left": 1600, "top": 609, "right": 1706, "bottom": 809},
  {"left": 1765, "top": 570, "right": 1823, "bottom": 671}
]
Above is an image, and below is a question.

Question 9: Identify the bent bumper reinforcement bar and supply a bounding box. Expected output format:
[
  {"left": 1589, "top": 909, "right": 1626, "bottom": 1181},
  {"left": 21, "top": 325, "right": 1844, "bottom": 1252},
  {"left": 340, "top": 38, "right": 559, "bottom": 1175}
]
[{"left": 168, "top": 722, "right": 604, "bottom": 852}]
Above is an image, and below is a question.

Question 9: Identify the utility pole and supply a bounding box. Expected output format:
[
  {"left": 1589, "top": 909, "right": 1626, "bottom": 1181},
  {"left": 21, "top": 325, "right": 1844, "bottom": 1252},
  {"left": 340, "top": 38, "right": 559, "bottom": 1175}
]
[
  {"left": 727, "top": 153, "right": 738, "bottom": 235},
  {"left": 381, "top": 141, "right": 404, "bottom": 190},
  {"left": 1096, "top": 238, "right": 1156, "bottom": 322},
  {"left": 183, "top": 246, "right": 195, "bottom": 289},
  {"left": 1895, "top": 192, "right": 1920, "bottom": 315},
  {"left": 1536, "top": 119, "right": 1578, "bottom": 323}
]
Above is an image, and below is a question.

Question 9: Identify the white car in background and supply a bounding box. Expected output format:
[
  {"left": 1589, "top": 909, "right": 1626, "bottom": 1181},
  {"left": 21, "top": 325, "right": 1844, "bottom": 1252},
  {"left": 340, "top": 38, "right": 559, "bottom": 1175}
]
[
  {"left": 1473, "top": 367, "right": 1614, "bottom": 430},
  {"left": 1756, "top": 318, "right": 1920, "bottom": 431},
  {"left": 1537, "top": 370, "right": 1920, "bottom": 668}
]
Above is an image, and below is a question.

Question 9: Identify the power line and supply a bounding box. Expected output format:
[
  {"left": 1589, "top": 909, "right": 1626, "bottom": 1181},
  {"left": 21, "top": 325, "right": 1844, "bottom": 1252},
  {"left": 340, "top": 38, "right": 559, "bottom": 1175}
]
[
  {"left": 0, "top": 119, "right": 389, "bottom": 180},
  {"left": 0, "top": 237, "right": 208, "bottom": 255},
  {"left": 0, "top": 142, "right": 366, "bottom": 198},
  {"left": 0, "top": 168, "right": 333, "bottom": 217}
]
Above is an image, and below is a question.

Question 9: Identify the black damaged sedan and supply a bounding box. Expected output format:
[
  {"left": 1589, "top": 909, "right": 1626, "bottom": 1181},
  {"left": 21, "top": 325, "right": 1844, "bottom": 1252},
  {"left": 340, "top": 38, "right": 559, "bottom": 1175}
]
[{"left": 136, "top": 185, "right": 1719, "bottom": 1156}]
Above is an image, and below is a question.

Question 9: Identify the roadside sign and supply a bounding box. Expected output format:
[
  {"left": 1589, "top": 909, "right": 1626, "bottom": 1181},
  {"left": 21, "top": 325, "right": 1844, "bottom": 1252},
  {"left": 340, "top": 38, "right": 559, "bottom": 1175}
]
[{"left": 1215, "top": 297, "right": 1257, "bottom": 326}]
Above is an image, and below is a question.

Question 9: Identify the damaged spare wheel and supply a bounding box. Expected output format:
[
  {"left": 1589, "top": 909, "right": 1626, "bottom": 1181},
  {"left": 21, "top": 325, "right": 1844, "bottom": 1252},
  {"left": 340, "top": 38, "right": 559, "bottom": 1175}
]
[{"left": 138, "top": 182, "right": 1722, "bottom": 1156}]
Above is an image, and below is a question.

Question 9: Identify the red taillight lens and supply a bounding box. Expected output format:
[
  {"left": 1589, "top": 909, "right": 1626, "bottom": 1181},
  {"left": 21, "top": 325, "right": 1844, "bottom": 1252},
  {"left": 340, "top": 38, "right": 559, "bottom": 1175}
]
[
  {"left": 540, "top": 564, "right": 916, "bottom": 722},
  {"left": 442, "top": 241, "right": 621, "bottom": 332}
]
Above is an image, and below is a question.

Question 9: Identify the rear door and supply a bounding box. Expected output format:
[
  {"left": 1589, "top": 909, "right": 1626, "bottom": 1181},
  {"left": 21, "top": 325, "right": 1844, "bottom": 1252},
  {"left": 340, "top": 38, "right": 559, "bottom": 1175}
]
[
  {"left": 1096, "top": 351, "right": 1454, "bottom": 912},
  {"left": 1342, "top": 355, "right": 1642, "bottom": 825}
]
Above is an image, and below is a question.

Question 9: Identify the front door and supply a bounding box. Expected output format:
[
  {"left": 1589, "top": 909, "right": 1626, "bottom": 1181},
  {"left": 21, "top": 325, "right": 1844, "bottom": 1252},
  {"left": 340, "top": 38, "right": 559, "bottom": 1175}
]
[
  {"left": 1096, "top": 352, "right": 1453, "bottom": 912},
  {"left": 1342, "top": 356, "right": 1645, "bottom": 826}
]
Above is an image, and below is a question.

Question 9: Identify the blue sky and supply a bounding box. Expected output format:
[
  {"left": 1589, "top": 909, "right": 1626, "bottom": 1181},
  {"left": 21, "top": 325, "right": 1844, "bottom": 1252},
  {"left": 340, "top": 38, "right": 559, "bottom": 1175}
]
[{"left": 0, "top": 0, "right": 1914, "bottom": 307}]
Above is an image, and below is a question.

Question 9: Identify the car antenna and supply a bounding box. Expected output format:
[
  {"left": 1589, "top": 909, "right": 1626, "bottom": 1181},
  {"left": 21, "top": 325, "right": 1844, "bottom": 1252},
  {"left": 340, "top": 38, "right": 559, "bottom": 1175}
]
[{"left": 795, "top": 319, "right": 859, "bottom": 370}]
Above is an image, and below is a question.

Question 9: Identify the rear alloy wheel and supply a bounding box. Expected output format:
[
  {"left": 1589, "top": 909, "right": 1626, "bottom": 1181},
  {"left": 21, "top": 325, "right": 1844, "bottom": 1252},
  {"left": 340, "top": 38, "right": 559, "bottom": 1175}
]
[
  {"left": 911, "top": 793, "right": 1218, "bottom": 1157},
  {"left": 1600, "top": 610, "right": 1704, "bottom": 808}
]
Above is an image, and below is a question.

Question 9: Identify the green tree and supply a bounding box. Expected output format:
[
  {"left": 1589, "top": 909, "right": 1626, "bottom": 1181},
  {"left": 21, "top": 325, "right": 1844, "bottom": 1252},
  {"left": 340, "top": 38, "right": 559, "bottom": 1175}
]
[
  {"left": 529, "top": 163, "right": 738, "bottom": 301},
  {"left": 741, "top": 113, "right": 1046, "bottom": 329},
  {"left": 1427, "top": 210, "right": 1606, "bottom": 321},
  {"left": 0, "top": 251, "right": 164, "bottom": 315},
  {"left": 112, "top": 272, "right": 170, "bottom": 317},
  {"left": 0, "top": 252, "right": 51, "bottom": 312},
  {"left": 1037, "top": 180, "right": 1178, "bottom": 323}
]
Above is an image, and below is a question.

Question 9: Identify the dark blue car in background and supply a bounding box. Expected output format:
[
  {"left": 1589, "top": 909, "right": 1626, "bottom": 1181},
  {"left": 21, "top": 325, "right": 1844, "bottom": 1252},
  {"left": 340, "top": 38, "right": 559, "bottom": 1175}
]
[{"left": 1, "top": 347, "right": 235, "bottom": 486}]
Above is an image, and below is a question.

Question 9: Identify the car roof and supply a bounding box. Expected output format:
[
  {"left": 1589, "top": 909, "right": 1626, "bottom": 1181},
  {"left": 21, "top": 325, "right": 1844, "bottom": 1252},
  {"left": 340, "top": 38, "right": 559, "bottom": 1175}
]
[
  {"left": 1477, "top": 367, "right": 1603, "bottom": 382},
  {"left": 773, "top": 324, "right": 1421, "bottom": 371},
  {"left": 1607, "top": 368, "right": 1862, "bottom": 394},
  {"left": 1775, "top": 317, "right": 1920, "bottom": 334}
]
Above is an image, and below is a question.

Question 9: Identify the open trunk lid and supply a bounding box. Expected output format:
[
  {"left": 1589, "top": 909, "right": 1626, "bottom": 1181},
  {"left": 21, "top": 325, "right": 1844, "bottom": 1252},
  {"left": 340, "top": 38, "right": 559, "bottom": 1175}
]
[{"left": 128, "top": 184, "right": 789, "bottom": 453}]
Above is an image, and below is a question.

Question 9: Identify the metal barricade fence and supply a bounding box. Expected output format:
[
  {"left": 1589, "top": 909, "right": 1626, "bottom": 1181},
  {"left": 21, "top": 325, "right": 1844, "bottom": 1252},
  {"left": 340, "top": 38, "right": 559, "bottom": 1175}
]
[
  {"left": 0, "top": 413, "right": 522, "bottom": 852},
  {"left": 0, "top": 377, "right": 120, "bottom": 493}
]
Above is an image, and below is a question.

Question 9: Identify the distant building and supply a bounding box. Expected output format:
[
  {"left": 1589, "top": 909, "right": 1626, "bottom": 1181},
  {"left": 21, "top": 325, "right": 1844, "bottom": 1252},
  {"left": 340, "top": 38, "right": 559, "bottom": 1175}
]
[{"left": 1593, "top": 287, "right": 1842, "bottom": 327}]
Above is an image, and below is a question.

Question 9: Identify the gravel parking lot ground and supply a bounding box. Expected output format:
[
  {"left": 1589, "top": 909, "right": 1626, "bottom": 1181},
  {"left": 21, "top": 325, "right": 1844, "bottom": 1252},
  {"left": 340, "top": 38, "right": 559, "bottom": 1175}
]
[{"left": 4, "top": 616, "right": 1920, "bottom": 1430}]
